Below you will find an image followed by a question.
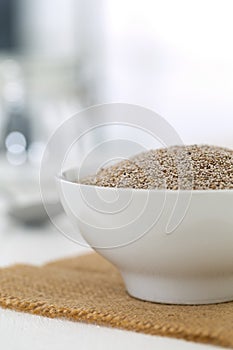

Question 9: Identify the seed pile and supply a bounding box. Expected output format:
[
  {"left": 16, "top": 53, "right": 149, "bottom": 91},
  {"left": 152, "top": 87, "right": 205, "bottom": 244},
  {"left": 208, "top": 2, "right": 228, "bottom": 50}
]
[{"left": 79, "top": 145, "right": 233, "bottom": 190}]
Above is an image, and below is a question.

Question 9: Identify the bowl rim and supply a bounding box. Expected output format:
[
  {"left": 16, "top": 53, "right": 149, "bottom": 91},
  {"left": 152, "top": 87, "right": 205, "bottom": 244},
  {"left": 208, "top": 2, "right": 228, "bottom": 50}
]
[{"left": 56, "top": 167, "right": 233, "bottom": 195}]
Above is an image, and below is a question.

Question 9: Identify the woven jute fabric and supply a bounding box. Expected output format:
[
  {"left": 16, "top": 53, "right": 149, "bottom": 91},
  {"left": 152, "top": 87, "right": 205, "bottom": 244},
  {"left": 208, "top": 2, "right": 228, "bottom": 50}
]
[{"left": 0, "top": 253, "right": 233, "bottom": 348}]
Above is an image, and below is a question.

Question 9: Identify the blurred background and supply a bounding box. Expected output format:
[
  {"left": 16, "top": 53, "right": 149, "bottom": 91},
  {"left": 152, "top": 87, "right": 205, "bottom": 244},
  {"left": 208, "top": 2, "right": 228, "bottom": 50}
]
[{"left": 0, "top": 0, "right": 232, "bottom": 264}]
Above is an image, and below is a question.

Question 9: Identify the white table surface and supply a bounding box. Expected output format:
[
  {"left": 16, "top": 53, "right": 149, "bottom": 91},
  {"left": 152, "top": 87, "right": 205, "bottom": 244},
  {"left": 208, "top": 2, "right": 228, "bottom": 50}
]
[{"left": 0, "top": 199, "right": 222, "bottom": 350}]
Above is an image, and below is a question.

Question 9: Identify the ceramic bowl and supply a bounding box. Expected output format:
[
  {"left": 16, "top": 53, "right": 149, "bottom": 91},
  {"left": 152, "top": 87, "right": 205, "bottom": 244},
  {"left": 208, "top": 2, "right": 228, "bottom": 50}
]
[{"left": 56, "top": 168, "right": 233, "bottom": 305}]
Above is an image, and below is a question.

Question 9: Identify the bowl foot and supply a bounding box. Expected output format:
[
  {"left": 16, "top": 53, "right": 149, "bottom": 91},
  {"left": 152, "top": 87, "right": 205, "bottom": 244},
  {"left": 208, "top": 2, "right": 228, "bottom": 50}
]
[{"left": 122, "top": 272, "right": 233, "bottom": 305}]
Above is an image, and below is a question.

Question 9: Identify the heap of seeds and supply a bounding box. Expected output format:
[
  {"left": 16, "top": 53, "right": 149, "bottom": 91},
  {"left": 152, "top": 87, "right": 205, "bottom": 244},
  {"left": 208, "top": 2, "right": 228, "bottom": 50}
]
[{"left": 79, "top": 145, "right": 233, "bottom": 190}]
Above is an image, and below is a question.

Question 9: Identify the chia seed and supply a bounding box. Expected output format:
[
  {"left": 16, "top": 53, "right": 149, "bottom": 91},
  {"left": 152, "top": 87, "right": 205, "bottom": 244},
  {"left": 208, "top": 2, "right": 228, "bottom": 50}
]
[{"left": 79, "top": 145, "right": 233, "bottom": 190}]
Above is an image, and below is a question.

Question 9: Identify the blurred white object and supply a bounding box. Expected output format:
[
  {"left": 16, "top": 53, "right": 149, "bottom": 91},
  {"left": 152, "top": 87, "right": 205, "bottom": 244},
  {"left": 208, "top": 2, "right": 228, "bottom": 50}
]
[
  {"left": 8, "top": 199, "right": 62, "bottom": 226},
  {"left": 103, "top": 0, "right": 233, "bottom": 147},
  {"left": 0, "top": 156, "right": 60, "bottom": 226}
]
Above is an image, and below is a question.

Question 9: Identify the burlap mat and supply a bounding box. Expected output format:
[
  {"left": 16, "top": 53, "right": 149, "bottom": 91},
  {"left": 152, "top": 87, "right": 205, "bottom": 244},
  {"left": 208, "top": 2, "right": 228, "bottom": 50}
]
[{"left": 0, "top": 253, "right": 232, "bottom": 348}]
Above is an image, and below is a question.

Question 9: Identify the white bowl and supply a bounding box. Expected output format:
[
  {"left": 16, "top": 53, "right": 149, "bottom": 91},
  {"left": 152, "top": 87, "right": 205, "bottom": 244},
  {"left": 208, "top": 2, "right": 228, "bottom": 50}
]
[{"left": 56, "top": 168, "right": 233, "bottom": 305}]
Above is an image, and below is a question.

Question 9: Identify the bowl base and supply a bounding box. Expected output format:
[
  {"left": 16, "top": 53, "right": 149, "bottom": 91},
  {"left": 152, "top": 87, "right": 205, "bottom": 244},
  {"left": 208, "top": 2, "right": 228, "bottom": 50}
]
[{"left": 122, "top": 272, "right": 233, "bottom": 305}]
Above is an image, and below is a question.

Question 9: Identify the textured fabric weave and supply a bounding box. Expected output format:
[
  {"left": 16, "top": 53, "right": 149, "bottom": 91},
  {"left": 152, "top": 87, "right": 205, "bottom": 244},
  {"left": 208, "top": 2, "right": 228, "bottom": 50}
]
[{"left": 0, "top": 253, "right": 232, "bottom": 348}]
